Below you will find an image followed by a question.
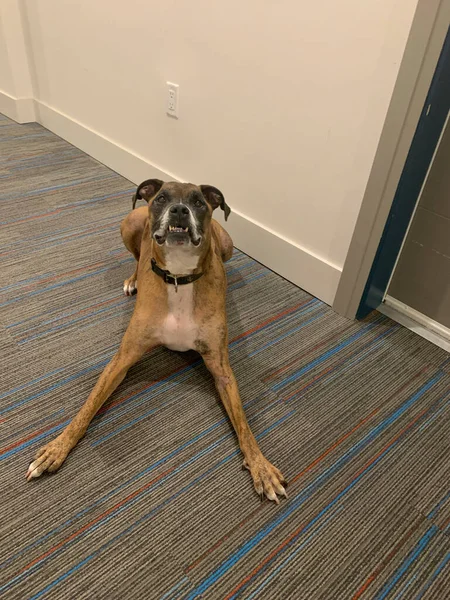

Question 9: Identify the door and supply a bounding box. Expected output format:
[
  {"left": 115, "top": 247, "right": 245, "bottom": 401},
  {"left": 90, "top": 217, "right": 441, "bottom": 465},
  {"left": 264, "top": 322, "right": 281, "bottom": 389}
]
[
  {"left": 387, "top": 118, "right": 450, "bottom": 329},
  {"left": 356, "top": 27, "right": 450, "bottom": 319}
]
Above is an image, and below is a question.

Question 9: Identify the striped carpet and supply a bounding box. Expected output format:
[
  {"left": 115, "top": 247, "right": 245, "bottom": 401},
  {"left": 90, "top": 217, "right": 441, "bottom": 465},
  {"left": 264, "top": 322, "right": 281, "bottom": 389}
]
[{"left": 1, "top": 113, "right": 449, "bottom": 600}]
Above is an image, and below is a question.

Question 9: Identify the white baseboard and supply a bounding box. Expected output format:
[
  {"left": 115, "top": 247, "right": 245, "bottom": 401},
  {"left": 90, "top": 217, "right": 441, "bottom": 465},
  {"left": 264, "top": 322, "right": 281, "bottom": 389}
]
[
  {"left": 380, "top": 295, "right": 450, "bottom": 352},
  {"left": 222, "top": 211, "right": 341, "bottom": 304},
  {"left": 0, "top": 90, "right": 35, "bottom": 123},
  {"left": 34, "top": 99, "right": 340, "bottom": 304},
  {"left": 35, "top": 100, "right": 174, "bottom": 183}
]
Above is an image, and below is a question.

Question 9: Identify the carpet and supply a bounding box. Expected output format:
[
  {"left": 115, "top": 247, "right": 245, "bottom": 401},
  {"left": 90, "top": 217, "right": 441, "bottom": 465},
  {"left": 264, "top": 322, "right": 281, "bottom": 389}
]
[{"left": 1, "top": 113, "right": 449, "bottom": 599}]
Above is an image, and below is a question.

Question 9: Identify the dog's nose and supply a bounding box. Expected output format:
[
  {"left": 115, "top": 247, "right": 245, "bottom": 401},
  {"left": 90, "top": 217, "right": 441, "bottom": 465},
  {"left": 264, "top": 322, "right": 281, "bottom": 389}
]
[{"left": 170, "top": 205, "right": 189, "bottom": 217}]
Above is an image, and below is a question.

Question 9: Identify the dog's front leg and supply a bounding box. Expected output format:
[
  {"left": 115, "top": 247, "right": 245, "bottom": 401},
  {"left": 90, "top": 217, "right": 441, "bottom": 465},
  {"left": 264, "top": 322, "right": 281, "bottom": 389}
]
[
  {"left": 26, "top": 319, "right": 156, "bottom": 480},
  {"left": 201, "top": 345, "right": 287, "bottom": 503}
]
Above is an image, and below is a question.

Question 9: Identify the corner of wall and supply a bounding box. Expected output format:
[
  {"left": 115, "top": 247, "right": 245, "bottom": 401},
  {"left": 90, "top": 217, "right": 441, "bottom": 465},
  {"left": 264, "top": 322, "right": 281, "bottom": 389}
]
[{"left": 0, "top": 90, "right": 35, "bottom": 123}]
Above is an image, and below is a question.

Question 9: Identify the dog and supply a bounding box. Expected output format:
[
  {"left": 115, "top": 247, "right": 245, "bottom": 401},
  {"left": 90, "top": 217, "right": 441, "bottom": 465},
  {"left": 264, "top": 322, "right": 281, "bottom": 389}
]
[{"left": 26, "top": 180, "right": 287, "bottom": 503}]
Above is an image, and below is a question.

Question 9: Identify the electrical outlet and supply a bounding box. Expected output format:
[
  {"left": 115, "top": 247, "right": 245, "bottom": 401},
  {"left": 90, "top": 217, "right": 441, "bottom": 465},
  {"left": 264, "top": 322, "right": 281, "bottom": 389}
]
[{"left": 166, "top": 82, "right": 179, "bottom": 118}]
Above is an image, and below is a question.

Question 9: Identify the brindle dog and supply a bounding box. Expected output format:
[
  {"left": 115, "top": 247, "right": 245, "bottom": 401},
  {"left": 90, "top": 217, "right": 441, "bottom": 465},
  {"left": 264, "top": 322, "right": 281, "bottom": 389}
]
[{"left": 27, "top": 180, "right": 287, "bottom": 503}]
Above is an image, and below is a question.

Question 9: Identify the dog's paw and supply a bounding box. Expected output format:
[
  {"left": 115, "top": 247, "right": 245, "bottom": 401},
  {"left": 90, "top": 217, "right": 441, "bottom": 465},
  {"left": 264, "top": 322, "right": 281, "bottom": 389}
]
[
  {"left": 123, "top": 277, "right": 137, "bottom": 296},
  {"left": 243, "top": 456, "right": 287, "bottom": 504},
  {"left": 26, "top": 436, "right": 71, "bottom": 481}
]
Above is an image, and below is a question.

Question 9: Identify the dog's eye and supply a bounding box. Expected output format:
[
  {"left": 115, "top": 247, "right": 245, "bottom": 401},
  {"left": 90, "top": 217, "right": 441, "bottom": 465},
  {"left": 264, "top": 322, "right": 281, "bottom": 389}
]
[
  {"left": 155, "top": 195, "right": 166, "bottom": 203},
  {"left": 194, "top": 199, "right": 204, "bottom": 208}
]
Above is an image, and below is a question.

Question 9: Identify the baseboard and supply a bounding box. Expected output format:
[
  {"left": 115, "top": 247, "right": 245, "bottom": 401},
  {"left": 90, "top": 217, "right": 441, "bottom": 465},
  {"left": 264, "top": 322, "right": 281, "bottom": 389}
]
[
  {"left": 380, "top": 295, "right": 450, "bottom": 352},
  {"left": 384, "top": 296, "right": 450, "bottom": 340},
  {"left": 34, "top": 99, "right": 341, "bottom": 304},
  {"left": 35, "top": 100, "right": 173, "bottom": 183},
  {"left": 0, "top": 90, "right": 35, "bottom": 123},
  {"left": 221, "top": 212, "right": 341, "bottom": 304}
]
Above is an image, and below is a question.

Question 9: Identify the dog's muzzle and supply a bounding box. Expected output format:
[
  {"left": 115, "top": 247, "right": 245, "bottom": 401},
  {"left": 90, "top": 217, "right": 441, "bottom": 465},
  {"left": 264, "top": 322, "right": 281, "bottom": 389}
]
[{"left": 154, "top": 204, "right": 202, "bottom": 246}]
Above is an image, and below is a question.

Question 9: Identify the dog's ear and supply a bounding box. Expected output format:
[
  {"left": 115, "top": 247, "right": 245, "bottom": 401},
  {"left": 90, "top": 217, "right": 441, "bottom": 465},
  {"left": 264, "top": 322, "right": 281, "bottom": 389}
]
[
  {"left": 200, "top": 185, "right": 231, "bottom": 221},
  {"left": 132, "top": 179, "right": 164, "bottom": 209}
]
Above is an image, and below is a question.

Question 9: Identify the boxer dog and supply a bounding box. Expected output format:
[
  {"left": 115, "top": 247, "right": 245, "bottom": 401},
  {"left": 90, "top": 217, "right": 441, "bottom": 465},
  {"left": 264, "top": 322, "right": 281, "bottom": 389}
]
[{"left": 26, "top": 180, "right": 287, "bottom": 502}]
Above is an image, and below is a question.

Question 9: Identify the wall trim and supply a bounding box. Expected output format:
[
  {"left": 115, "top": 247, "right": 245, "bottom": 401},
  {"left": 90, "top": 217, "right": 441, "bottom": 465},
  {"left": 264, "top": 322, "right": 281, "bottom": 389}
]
[
  {"left": 384, "top": 295, "right": 450, "bottom": 342},
  {"left": 0, "top": 90, "right": 35, "bottom": 123},
  {"left": 33, "top": 99, "right": 341, "bottom": 305},
  {"left": 380, "top": 296, "right": 450, "bottom": 352}
]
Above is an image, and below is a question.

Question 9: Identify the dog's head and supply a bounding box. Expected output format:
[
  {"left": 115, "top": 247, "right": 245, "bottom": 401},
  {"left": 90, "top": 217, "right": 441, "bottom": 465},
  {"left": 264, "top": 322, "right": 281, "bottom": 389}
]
[{"left": 132, "top": 179, "right": 230, "bottom": 248}]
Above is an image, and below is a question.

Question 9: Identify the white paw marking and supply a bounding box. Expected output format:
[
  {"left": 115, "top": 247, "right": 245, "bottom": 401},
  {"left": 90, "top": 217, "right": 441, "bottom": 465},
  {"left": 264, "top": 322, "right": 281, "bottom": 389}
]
[
  {"left": 26, "top": 460, "right": 42, "bottom": 480},
  {"left": 123, "top": 280, "right": 137, "bottom": 296}
]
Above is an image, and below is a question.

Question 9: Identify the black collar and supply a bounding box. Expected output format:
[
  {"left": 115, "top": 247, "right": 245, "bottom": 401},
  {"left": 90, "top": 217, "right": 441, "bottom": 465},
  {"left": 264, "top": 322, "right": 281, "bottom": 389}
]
[{"left": 151, "top": 258, "right": 203, "bottom": 291}]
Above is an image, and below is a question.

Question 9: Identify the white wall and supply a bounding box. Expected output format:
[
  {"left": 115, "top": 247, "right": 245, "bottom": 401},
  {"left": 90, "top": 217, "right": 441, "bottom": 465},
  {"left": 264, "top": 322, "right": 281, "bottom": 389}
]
[
  {"left": 4, "top": 1, "right": 419, "bottom": 303},
  {"left": 0, "top": 0, "right": 35, "bottom": 122},
  {"left": 0, "top": 12, "right": 15, "bottom": 97}
]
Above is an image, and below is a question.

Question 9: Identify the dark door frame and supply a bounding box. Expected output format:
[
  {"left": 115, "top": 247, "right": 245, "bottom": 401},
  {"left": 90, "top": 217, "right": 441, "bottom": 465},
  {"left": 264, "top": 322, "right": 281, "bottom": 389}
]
[{"left": 356, "top": 26, "right": 450, "bottom": 319}]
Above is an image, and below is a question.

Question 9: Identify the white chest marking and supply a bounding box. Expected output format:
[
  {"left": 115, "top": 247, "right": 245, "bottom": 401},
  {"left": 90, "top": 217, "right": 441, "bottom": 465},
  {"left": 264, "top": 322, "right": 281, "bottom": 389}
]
[
  {"left": 160, "top": 248, "right": 199, "bottom": 352},
  {"left": 165, "top": 247, "right": 199, "bottom": 275}
]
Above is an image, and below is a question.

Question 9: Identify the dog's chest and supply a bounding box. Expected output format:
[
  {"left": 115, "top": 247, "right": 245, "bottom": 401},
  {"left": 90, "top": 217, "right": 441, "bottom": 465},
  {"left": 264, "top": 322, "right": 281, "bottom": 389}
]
[{"left": 159, "top": 251, "right": 199, "bottom": 352}]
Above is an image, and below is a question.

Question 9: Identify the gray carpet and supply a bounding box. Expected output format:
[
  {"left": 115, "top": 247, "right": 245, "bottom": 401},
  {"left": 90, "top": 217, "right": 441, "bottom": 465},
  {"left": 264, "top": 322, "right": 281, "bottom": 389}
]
[{"left": 0, "top": 113, "right": 449, "bottom": 600}]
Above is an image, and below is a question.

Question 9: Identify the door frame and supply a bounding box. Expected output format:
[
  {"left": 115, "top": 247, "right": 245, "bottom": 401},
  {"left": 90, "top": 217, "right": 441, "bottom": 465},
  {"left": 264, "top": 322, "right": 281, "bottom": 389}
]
[
  {"left": 333, "top": 0, "right": 450, "bottom": 319},
  {"left": 357, "top": 26, "right": 450, "bottom": 319}
]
